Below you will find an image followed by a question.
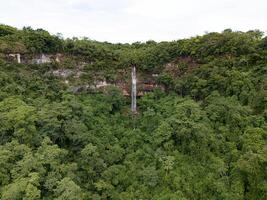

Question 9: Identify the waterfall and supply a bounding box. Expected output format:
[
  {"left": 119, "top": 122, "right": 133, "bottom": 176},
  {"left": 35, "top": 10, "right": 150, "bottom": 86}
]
[{"left": 131, "top": 65, "right": 137, "bottom": 113}]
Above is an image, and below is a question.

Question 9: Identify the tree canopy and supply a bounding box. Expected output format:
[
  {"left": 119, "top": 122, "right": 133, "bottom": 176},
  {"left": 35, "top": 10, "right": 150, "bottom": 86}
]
[{"left": 0, "top": 25, "right": 266, "bottom": 199}]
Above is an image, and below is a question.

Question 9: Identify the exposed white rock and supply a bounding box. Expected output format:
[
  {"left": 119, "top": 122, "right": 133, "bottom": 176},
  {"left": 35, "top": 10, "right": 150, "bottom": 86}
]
[
  {"left": 8, "top": 53, "right": 21, "bottom": 63},
  {"left": 74, "top": 71, "right": 85, "bottom": 78},
  {"left": 52, "top": 69, "right": 74, "bottom": 78},
  {"left": 32, "top": 54, "right": 51, "bottom": 64},
  {"left": 95, "top": 80, "right": 109, "bottom": 88},
  {"left": 55, "top": 54, "right": 61, "bottom": 63},
  {"left": 17, "top": 54, "right": 21, "bottom": 63},
  {"left": 70, "top": 85, "right": 90, "bottom": 93}
]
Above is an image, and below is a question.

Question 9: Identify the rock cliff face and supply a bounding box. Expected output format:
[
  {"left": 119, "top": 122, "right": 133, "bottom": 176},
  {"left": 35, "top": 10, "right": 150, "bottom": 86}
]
[
  {"left": 3, "top": 53, "right": 173, "bottom": 96},
  {"left": 6, "top": 53, "right": 62, "bottom": 64},
  {"left": 64, "top": 72, "right": 163, "bottom": 96},
  {"left": 4, "top": 52, "right": 202, "bottom": 97}
]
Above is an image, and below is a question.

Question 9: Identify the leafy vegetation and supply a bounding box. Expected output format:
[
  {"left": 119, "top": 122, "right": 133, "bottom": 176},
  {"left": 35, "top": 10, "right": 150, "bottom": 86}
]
[{"left": 0, "top": 24, "right": 266, "bottom": 199}]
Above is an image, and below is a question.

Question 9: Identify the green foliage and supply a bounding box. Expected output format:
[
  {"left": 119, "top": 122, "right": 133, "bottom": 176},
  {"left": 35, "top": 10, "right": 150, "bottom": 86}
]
[
  {"left": 21, "top": 27, "right": 63, "bottom": 53},
  {"left": 0, "top": 24, "right": 17, "bottom": 37},
  {"left": 54, "top": 177, "right": 83, "bottom": 200},
  {"left": 0, "top": 97, "right": 37, "bottom": 144},
  {"left": 1, "top": 172, "right": 41, "bottom": 200},
  {"left": 0, "top": 24, "right": 266, "bottom": 199},
  {"left": 0, "top": 25, "right": 62, "bottom": 54}
]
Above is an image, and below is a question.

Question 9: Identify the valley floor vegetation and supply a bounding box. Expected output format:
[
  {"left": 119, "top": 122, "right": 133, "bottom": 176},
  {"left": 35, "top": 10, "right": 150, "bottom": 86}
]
[{"left": 0, "top": 25, "right": 266, "bottom": 199}]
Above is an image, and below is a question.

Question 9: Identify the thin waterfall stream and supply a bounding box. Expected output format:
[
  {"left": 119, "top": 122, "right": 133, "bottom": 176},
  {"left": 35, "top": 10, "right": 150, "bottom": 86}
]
[{"left": 131, "top": 65, "right": 137, "bottom": 113}]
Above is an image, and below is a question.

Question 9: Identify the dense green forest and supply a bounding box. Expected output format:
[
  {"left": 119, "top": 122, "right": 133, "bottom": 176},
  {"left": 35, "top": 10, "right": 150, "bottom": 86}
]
[{"left": 0, "top": 24, "right": 266, "bottom": 199}]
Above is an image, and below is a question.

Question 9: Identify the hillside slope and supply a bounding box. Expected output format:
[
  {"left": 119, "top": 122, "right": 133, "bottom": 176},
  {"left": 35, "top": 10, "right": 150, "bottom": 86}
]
[{"left": 0, "top": 25, "right": 266, "bottom": 199}]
